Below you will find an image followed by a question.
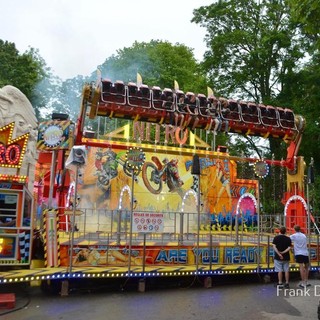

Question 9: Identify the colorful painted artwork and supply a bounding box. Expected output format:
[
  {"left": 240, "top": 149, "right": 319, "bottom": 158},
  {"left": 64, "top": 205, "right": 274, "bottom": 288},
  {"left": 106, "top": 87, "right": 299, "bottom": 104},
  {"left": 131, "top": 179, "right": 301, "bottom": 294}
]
[{"left": 67, "top": 146, "right": 258, "bottom": 232}]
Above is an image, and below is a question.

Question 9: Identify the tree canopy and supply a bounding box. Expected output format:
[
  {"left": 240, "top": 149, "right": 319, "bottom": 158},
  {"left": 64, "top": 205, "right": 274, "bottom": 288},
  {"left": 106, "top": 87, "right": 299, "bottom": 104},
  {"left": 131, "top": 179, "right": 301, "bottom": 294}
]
[
  {"left": 2, "top": 0, "right": 320, "bottom": 213},
  {"left": 287, "top": 0, "right": 320, "bottom": 47},
  {"left": 0, "top": 40, "right": 48, "bottom": 118},
  {"left": 98, "top": 40, "right": 207, "bottom": 94},
  {"left": 192, "top": 0, "right": 305, "bottom": 104},
  {"left": 191, "top": 0, "right": 318, "bottom": 213}
]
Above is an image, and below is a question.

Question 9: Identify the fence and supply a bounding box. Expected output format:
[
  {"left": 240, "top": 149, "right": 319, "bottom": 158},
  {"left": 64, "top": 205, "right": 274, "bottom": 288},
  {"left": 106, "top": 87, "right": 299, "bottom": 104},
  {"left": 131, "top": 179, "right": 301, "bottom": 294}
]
[{"left": 49, "top": 208, "right": 320, "bottom": 270}]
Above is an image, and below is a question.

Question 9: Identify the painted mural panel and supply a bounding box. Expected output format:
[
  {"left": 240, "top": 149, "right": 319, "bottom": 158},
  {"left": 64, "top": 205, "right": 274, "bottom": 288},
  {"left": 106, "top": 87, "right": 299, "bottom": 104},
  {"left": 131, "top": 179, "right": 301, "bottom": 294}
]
[
  {"left": 69, "top": 146, "right": 258, "bottom": 233},
  {"left": 60, "top": 244, "right": 273, "bottom": 268}
]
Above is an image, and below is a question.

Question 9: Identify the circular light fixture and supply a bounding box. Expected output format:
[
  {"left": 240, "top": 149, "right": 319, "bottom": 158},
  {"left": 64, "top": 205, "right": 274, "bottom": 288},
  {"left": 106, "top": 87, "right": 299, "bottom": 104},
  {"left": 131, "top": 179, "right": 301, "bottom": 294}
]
[{"left": 254, "top": 160, "right": 269, "bottom": 178}]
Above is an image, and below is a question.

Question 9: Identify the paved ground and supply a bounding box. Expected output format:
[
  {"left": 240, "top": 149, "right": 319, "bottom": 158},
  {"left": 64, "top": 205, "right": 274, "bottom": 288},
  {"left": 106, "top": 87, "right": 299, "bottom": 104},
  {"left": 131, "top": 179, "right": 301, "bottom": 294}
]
[{"left": 0, "top": 273, "right": 319, "bottom": 320}]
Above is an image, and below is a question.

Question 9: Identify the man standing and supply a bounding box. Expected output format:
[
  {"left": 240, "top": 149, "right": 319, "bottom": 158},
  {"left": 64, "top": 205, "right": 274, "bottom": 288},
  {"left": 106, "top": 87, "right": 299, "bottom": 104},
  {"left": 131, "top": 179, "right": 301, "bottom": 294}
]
[
  {"left": 290, "top": 225, "right": 311, "bottom": 288},
  {"left": 272, "top": 226, "right": 292, "bottom": 288}
]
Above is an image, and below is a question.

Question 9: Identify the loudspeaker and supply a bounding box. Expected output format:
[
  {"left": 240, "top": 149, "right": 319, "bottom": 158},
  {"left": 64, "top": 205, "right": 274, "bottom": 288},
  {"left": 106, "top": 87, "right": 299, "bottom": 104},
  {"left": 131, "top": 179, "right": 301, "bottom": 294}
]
[
  {"left": 308, "top": 165, "right": 314, "bottom": 184},
  {"left": 191, "top": 154, "right": 200, "bottom": 175},
  {"left": 217, "top": 145, "right": 228, "bottom": 153},
  {"left": 84, "top": 130, "right": 95, "bottom": 138},
  {"left": 52, "top": 113, "right": 69, "bottom": 120},
  {"left": 66, "top": 146, "right": 87, "bottom": 168},
  {"left": 72, "top": 146, "right": 87, "bottom": 165}
]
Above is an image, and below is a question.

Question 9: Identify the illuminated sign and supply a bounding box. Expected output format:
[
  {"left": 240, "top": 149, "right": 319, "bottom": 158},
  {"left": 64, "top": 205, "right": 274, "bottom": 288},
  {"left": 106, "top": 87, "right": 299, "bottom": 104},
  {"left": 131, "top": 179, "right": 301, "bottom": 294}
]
[
  {"left": 125, "top": 147, "right": 145, "bottom": 171},
  {"left": 0, "top": 122, "right": 29, "bottom": 168},
  {"left": 37, "top": 120, "right": 71, "bottom": 150},
  {"left": 254, "top": 160, "right": 269, "bottom": 178},
  {"left": 43, "top": 124, "right": 64, "bottom": 147},
  {"left": 0, "top": 236, "right": 16, "bottom": 258},
  {"left": 0, "top": 175, "right": 27, "bottom": 184}
]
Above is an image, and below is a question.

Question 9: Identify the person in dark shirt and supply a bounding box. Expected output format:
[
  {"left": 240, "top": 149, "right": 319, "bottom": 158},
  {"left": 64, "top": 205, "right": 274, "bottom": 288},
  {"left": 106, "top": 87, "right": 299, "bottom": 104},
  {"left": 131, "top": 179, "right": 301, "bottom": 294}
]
[
  {"left": 174, "top": 94, "right": 186, "bottom": 127},
  {"left": 272, "top": 226, "right": 292, "bottom": 288},
  {"left": 184, "top": 94, "right": 199, "bottom": 130},
  {"left": 162, "top": 95, "right": 177, "bottom": 127}
]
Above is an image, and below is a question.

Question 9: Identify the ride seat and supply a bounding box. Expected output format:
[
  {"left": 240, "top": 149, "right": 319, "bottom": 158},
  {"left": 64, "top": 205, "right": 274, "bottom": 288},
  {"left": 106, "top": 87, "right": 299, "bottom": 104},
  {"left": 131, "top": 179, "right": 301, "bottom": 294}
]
[
  {"left": 113, "top": 80, "right": 126, "bottom": 104},
  {"left": 161, "top": 88, "right": 174, "bottom": 111},
  {"left": 240, "top": 101, "right": 260, "bottom": 124},
  {"left": 203, "top": 96, "right": 220, "bottom": 117},
  {"left": 248, "top": 102, "right": 260, "bottom": 124},
  {"left": 284, "top": 108, "right": 296, "bottom": 129},
  {"left": 127, "top": 82, "right": 139, "bottom": 107},
  {"left": 101, "top": 79, "right": 113, "bottom": 103},
  {"left": 278, "top": 107, "right": 296, "bottom": 129},
  {"left": 128, "top": 82, "right": 138, "bottom": 96},
  {"left": 151, "top": 86, "right": 163, "bottom": 109},
  {"left": 138, "top": 84, "right": 151, "bottom": 108},
  {"left": 185, "top": 92, "right": 196, "bottom": 105},
  {"left": 260, "top": 105, "right": 279, "bottom": 127},
  {"left": 219, "top": 98, "right": 230, "bottom": 120},
  {"left": 140, "top": 84, "right": 150, "bottom": 98},
  {"left": 198, "top": 93, "right": 207, "bottom": 107},
  {"left": 198, "top": 93, "right": 209, "bottom": 116},
  {"left": 114, "top": 80, "right": 125, "bottom": 94},
  {"left": 176, "top": 90, "right": 187, "bottom": 114},
  {"left": 102, "top": 79, "right": 112, "bottom": 92},
  {"left": 225, "top": 99, "right": 240, "bottom": 121}
]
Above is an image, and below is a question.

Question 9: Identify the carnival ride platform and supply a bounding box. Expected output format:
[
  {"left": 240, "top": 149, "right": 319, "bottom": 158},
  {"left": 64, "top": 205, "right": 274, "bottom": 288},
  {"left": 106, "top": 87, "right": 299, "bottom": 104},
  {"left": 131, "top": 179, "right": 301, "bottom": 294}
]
[
  {"left": 0, "top": 261, "right": 319, "bottom": 286},
  {"left": 1, "top": 230, "right": 319, "bottom": 285}
]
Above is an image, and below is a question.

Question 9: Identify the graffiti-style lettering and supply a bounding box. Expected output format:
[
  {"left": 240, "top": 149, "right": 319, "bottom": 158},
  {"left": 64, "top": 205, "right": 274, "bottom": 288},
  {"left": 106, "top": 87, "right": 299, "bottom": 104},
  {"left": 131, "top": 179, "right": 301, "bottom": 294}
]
[
  {"left": 155, "top": 249, "right": 187, "bottom": 263},
  {"left": 225, "top": 247, "right": 256, "bottom": 263},
  {"left": 193, "top": 248, "right": 220, "bottom": 264},
  {"left": 185, "top": 157, "right": 215, "bottom": 172}
]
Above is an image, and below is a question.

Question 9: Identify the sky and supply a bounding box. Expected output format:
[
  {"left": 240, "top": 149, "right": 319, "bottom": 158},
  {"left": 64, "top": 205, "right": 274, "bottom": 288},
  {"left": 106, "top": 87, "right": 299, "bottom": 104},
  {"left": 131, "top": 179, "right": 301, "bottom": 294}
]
[{"left": 1, "top": 0, "right": 213, "bottom": 80}]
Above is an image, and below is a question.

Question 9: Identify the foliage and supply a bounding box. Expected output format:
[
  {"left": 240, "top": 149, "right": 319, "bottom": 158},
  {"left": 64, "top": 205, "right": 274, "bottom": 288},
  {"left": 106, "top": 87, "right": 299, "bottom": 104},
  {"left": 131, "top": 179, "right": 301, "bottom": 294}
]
[
  {"left": 192, "top": 0, "right": 305, "bottom": 103},
  {"left": 278, "top": 53, "right": 320, "bottom": 213},
  {"left": 191, "top": 0, "right": 316, "bottom": 214},
  {"left": 91, "top": 40, "right": 227, "bottom": 145},
  {"left": 287, "top": 0, "right": 320, "bottom": 47},
  {"left": 46, "top": 75, "right": 87, "bottom": 122},
  {"left": 98, "top": 40, "right": 208, "bottom": 94},
  {"left": 0, "top": 40, "right": 48, "bottom": 118}
]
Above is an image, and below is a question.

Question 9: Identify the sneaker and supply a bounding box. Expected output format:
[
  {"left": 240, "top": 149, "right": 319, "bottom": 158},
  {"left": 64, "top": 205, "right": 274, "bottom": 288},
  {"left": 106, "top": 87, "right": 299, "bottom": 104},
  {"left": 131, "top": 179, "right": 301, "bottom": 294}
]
[
  {"left": 306, "top": 283, "right": 312, "bottom": 287},
  {"left": 277, "top": 283, "right": 284, "bottom": 288},
  {"left": 298, "top": 283, "right": 305, "bottom": 288},
  {"left": 284, "top": 283, "right": 289, "bottom": 288}
]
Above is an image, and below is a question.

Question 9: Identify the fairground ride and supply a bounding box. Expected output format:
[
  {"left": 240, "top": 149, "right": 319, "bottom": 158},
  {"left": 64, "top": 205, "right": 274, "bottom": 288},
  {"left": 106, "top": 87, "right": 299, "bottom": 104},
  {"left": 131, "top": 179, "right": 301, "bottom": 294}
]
[{"left": 0, "top": 78, "right": 318, "bottom": 293}]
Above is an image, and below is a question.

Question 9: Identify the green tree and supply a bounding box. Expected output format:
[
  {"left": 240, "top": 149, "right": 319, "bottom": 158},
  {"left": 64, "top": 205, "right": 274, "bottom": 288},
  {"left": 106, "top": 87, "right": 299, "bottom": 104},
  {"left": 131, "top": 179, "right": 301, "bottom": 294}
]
[
  {"left": 279, "top": 54, "right": 320, "bottom": 214},
  {"left": 287, "top": 0, "right": 320, "bottom": 47},
  {"left": 43, "top": 75, "right": 87, "bottom": 122},
  {"left": 192, "top": 0, "right": 308, "bottom": 213},
  {"left": 94, "top": 40, "right": 229, "bottom": 144},
  {"left": 98, "top": 40, "right": 207, "bottom": 94},
  {"left": 192, "top": 0, "right": 304, "bottom": 102},
  {"left": 192, "top": 0, "right": 307, "bottom": 155},
  {"left": 280, "top": 1, "right": 320, "bottom": 213},
  {"left": 0, "top": 40, "right": 49, "bottom": 118}
]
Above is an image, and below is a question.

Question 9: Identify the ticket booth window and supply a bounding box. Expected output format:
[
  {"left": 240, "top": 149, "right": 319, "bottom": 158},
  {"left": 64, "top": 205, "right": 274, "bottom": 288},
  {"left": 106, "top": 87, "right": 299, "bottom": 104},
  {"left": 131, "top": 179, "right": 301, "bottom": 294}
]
[
  {"left": 0, "top": 192, "right": 18, "bottom": 228},
  {"left": 0, "top": 189, "right": 33, "bottom": 264}
]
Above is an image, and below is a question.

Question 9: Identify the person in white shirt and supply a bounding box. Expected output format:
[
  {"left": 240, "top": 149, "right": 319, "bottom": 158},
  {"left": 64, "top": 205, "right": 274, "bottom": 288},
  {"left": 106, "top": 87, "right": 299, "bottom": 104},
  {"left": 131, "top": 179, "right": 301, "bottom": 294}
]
[{"left": 290, "top": 225, "right": 310, "bottom": 288}]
